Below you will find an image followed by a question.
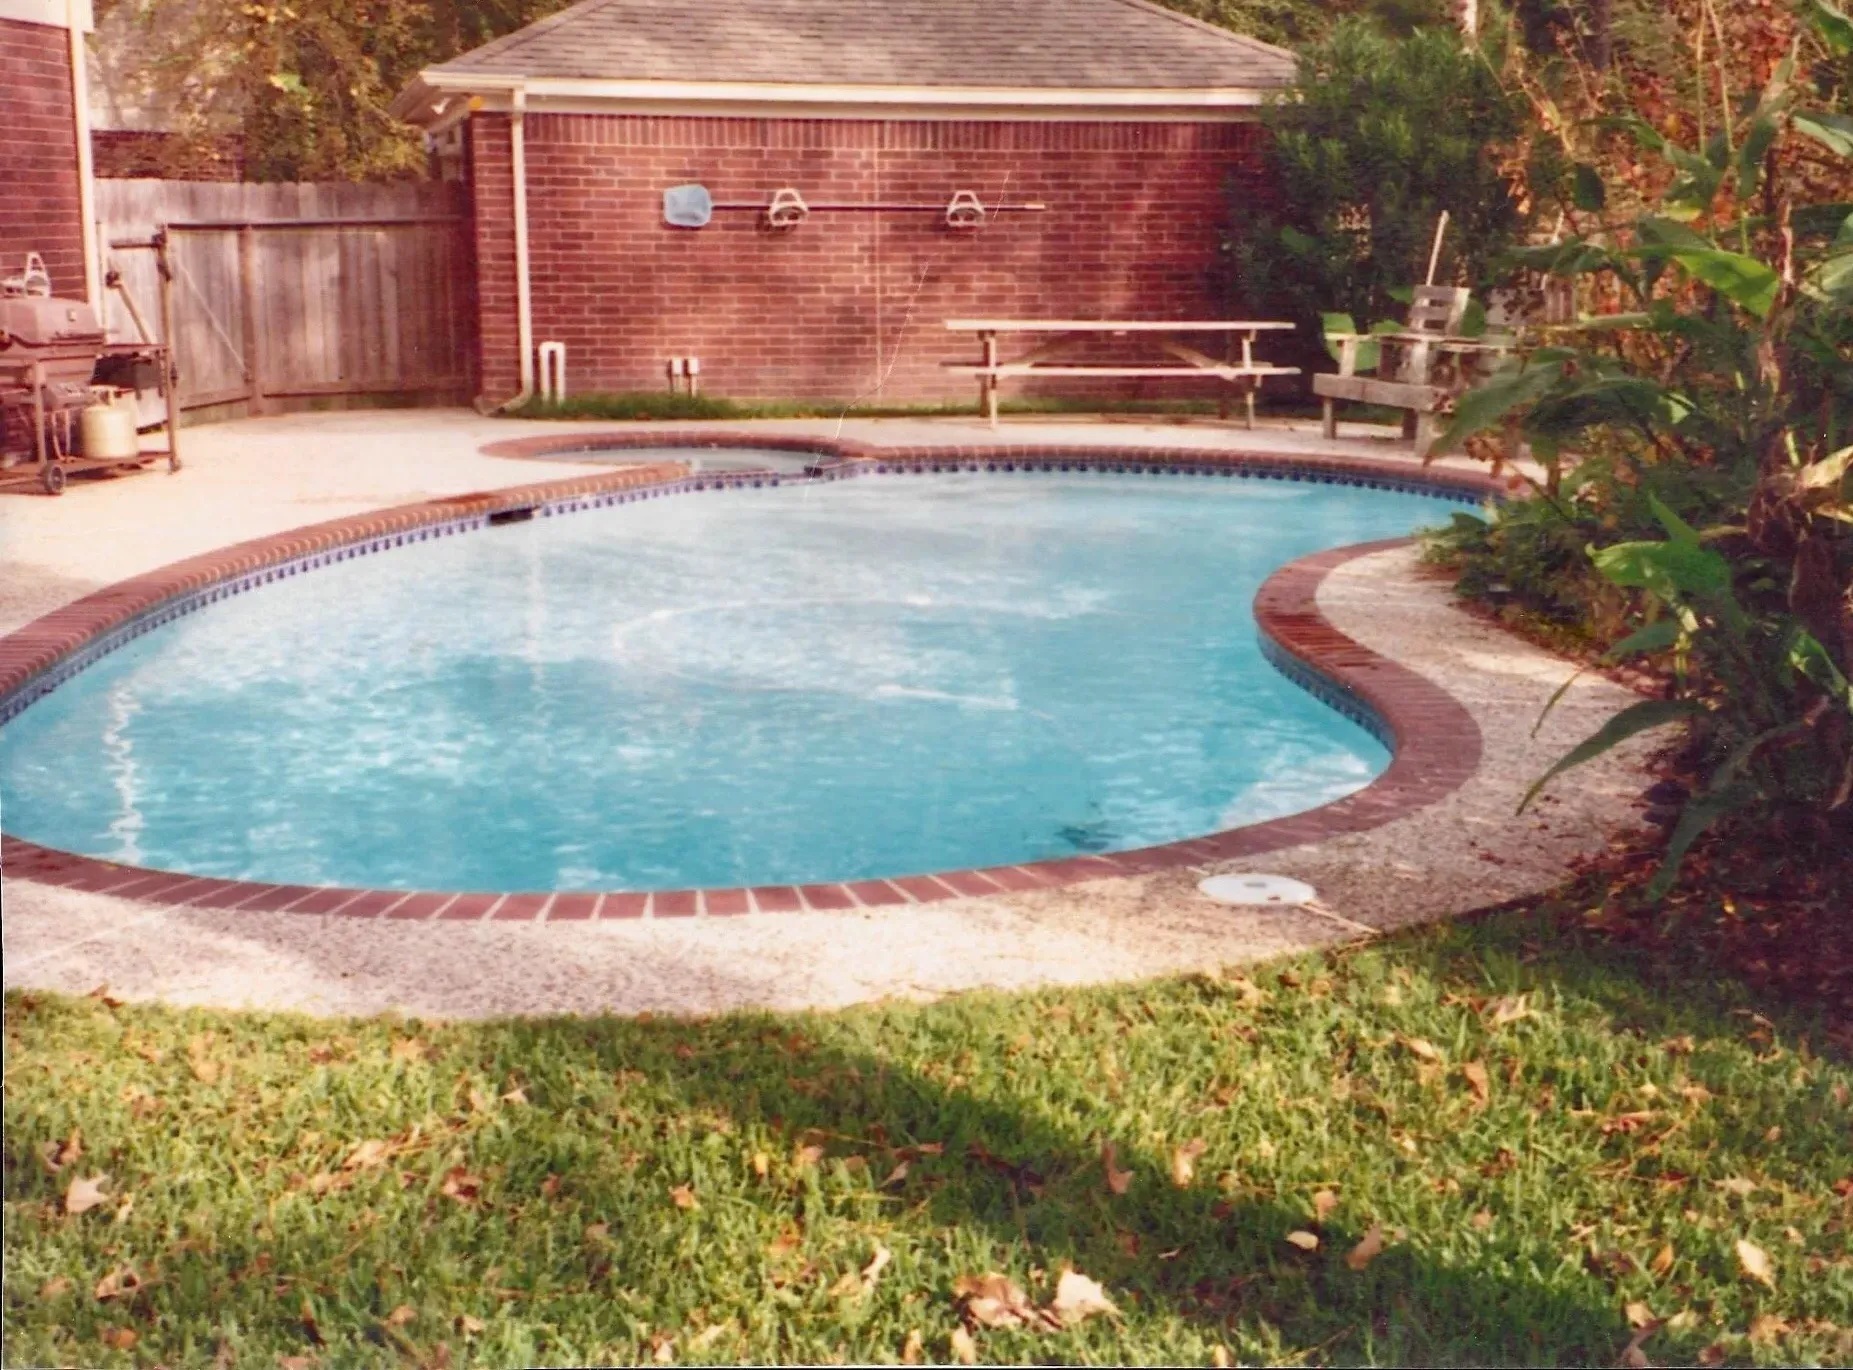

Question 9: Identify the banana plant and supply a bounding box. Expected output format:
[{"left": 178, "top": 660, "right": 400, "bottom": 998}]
[{"left": 1436, "top": 1, "right": 1853, "bottom": 892}]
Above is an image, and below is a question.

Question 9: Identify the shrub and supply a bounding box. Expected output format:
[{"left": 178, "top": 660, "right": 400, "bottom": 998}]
[
  {"left": 1438, "top": 4, "right": 1853, "bottom": 890},
  {"left": 1228, "top": 18, "right": 1535, "bottom": 336}
]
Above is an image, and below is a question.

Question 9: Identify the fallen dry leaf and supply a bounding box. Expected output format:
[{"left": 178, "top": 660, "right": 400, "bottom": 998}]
[
  {"left": 900, "top": 1328, "right": 923, "bottom": 1364},
  {"left": 1717, "top": 1177, "right": 1758, "bottom": 1197},
  {"left": 751, "top": 1152, "right": 769, "bottom": 1178},
  {"left": 1313, "top": 1189, "right": 1339, "bottom": 1223},
  {"left": 1736, "top": 1238, "right": 1776, "bottom": 1288},
  {"left": 861, "top": 1243, "right": 892, "bottom": 1290},
  {"left": 1485, "top": 994, "right": 1532, "bottom": 1027},
  {"left": 38, "top": 1276, "right": 72, "bottom": 1300},
  {"left": 1650, "top": 1242, "right": 1675, "bottom": 1276},
  {"left": 1749, "top": 1314, "right": 1791, "bottom": 1344},
  {"left": 584, "top": 1221, "right": 609, "bottom": 1242},
  {"left": 1461, "top": 1061, "right": 1491, "bottom": 1107},
  {"left": 650, "top": 1331, "right": 676, "bottom": 1363},
  {"left": 1284, "top": 1230, "right": 1320, "bottom": 1251},
  {"left": 1471, "top": 1210, "right": 1494, "bottom": 1231},
  {"left": 1346, "top": 1223, "right": 1386, "bottom": 1271},
  {"left": 187, "top": 1053, "right": 221, "bottom": 1085},
  {"left": 1171, "top": 1139, "right": 1207, "bottom": 1188},
  {"left": 953, "top": 1271, "right": 1043, "bottom": 1330},
  {"left": 1401, "top": 1036, "right": 1444, "bottom": 1063},
  {"left": 1617, "top": 1318, "right": 1663, "bottom": 1369},
  {"left": 1626, "top": 1300, "right": 1655, "bottom": 1328},
  {"left": 40, "top": 1129, "right": 83, "bottom": 1173},
  {"left": 687, "top": 1325, "right": 728, "bottom": 1352},
  {"left": 501, "top": 1087, "right": 528, "bottom": 1106},
  {"left": 793, "top": 1144, "right": 825, "bottom": 1170},
  {"left": 63, "top": 1174, "right": 110, "bottom": 1216},
  {"left": 766, "top": 1226, "right": 801, "bottom": 1259},
  {"left": 1212, "top": 1347, "right": 1232, "bottom": 1369},
  {"left": 343, "top": 1140, "right": 390, "bottom": 1171},
  {"left": 882, "top": 1159, "right": 910, "bottom": 1188},
  {"left": 1049, "top": 1268, "right": 1118, "bottom": 1326},
  {"left": 949, "top": 1326, "right": 977, "bottom": 1365},
  {"left": 440, "top": 1168, "right": 482, "bottom": 1203},
  {"left": 1101, "top": 1142, "right": 1132, "bottom": 1196},
  {"left": 93, "top": 1266, "right": 143, "bottom": 1301},
  {"left": 390, "top": 1037, "right": 427, "bottom": 1063},
  {"left": 669, "top": 1184, "right": 698, "bottom": 1211},
  {"left": 99, "top": 1327, "right": 138, "bottom": 1351},
  {"left": 457, "top": 1314, "right": 485, "bottom": 1336}
]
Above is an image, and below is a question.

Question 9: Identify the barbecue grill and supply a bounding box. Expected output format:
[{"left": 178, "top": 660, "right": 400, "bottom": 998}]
[{"left": 0, "top": 252, "right": 180, "bottom": 495}]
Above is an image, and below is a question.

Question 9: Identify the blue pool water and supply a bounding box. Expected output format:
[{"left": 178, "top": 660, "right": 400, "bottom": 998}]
[{"left": 0, "top": 472, "right": 1461, "bottom": 891}]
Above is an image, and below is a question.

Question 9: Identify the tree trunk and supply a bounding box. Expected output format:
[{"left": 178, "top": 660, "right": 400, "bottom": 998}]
[{"left": 1589, "top": 0, "right": 1614, "bottom": 71}]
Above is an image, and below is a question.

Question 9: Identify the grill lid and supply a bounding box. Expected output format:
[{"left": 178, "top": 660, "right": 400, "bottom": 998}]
[{"left": 0, "top": 297, "right": 105, "bottom": 351}]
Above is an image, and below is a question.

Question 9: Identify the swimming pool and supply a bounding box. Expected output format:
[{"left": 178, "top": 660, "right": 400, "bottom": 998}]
[{"left": 0, "top": 465, "right": 1470, "bottom": 893}]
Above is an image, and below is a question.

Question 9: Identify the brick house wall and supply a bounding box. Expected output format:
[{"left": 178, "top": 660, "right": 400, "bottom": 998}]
[
  {"left": 0, "top": 16, "right": 85, "bottom": 296},
  {"left": 466, "top": 112, "right": 1271, "bottom": 404}
]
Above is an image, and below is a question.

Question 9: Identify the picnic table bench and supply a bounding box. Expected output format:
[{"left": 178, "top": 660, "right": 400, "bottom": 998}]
[{"left": 944, "top": 319, "right": 1300, "bottom": 428}]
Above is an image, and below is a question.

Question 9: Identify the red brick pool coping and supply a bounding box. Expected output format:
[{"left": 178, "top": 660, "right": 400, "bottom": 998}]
[{"left": 0, "top": 434, "right": 1503, "bottom": 920}]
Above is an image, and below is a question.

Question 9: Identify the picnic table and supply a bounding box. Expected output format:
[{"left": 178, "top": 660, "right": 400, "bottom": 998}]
[{"left": 943, "top": 319, "right": 1300, "bottom": 428}]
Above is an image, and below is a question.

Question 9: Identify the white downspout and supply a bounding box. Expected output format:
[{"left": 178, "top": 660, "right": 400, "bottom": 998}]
[
  {"left": 503, "top": 84, "right": 536, "bottom": 410},
  {"left": 68, "top": 0, "right": 100, "bottom": 309}
]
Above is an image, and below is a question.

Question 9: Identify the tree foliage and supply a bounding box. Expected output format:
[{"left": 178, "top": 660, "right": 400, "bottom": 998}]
[
  {"left": 91, "top": 0, "right": 572, "bottom": 181},
  {"left": 1225, "top": 18, "right": 1534, "bottom": 336}
]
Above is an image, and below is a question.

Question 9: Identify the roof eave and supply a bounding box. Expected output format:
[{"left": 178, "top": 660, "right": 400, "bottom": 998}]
[{"left": 396, "top": 69, "right": 1283, "bottom": 124}]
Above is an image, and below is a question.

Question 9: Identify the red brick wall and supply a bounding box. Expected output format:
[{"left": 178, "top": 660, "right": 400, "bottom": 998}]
[
  {"left": 0, "top": 17, "right": 85, "bottom": 298},
  {"left": 466, "top": 112, "right": 1272, "bottom": 404}
]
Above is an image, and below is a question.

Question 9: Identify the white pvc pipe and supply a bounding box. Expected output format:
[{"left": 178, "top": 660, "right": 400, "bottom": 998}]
[
  {"left": 480, "top": 85, "right": 536, "bottom": 413},
  {"left": 511, "top": 84, "right": 534, "bottom": 402},
  {"left": 67, "top": 0, "right": 100, "bottom": 309},
  {"left": 537, "top": 340, "right": 565, "bottom": 402}
]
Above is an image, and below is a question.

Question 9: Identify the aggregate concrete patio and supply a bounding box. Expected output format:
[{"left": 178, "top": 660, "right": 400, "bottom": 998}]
[{"left": 0, "top": 410, "right": 1659, "bottom": 1018}]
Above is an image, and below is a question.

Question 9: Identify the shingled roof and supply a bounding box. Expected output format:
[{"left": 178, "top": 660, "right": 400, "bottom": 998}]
[{"left": 410, "top": 0, "right": 1294, "bottom": 97}]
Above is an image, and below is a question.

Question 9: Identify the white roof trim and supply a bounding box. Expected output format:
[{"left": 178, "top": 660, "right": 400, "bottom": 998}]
[
  {"left": 508, "top": 93, "right": 1263, "bottom": 122},
  {"left": 0, "top": 0, "right": 93, "bottom": 31},
  {"left": 396, "top": 71, "right": 1271, "bottom": 123}
]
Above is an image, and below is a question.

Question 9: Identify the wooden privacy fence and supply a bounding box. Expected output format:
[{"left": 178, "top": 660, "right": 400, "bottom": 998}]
[{"left": 95, "top": 181, "right": 474, "bottom": 413}]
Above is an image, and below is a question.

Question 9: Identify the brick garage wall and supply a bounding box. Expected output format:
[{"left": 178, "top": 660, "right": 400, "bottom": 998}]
[
  {"left": 466, "top": 112, "right": 1273, "bottom": 404},
  {"left": 0, "top": 17, "right": 84, "bottom": 297}
]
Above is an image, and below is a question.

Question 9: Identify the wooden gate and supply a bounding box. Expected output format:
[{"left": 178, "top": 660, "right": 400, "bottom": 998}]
[{"left": 95, "top": 180, "right": 474, "bottom": 413}]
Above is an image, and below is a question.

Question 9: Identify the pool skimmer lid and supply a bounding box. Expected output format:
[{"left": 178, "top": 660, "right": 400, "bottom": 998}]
[{"left": 1197, "top": 874, "right": 1318, "bottom": 907}]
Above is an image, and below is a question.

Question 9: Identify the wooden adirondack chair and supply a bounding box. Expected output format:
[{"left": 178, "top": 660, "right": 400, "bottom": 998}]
[{"left": 1314, "top": 286, "right": 1507, "bottom": 458}]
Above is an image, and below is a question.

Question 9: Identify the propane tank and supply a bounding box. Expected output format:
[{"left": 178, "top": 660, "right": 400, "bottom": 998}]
[{"left": 80, "top": 388, "right": 139, "bottom": 460}]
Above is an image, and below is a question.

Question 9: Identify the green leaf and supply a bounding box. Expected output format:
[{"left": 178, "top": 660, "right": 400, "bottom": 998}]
[
  {"left": 1802, "top": 0, "right": 1853, "bottom": 57},
  {"left": 1600, "top": 618, "right": 1683, "bottom": 662},
  {"left": 1518, "top": 699, "right": 1704, "bottom": 814},
  {"left": 1321, "top": 313, "right": 1380, "bottom": 373},
  {"left": 1434, "top": 359, "right": 1565, "bottom": 453},
  {"left": 1572, "top": 163, "right": 1607, "bottom": 213},
  {"left": 1786, "top": 629, "right": 1853, "bottom": 710},
  {"left": 1793, "top": 112, "right": 1853, "bottom": 159},
  {"left": 1591, "top": 538, "right": 1734, "bottom": 598},
  {"left": 1647, "top": 494, "right": 1701, "bottom": 545},
  {"left": 1645, "top": 786, "right": 1748, "bottom": 898},
  {"left": 1667, "top": 248, "right": 1782, "bottom": 318}
]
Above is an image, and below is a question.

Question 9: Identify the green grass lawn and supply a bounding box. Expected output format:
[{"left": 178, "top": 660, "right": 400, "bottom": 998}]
[{"left": 5, "top": 899, "right": 1849, "bottom": 1368}]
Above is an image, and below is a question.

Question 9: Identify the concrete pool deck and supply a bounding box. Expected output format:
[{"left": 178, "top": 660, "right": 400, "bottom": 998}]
[{"left": 0, "top": 410, "right": 1658, "bottom": 1019}]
